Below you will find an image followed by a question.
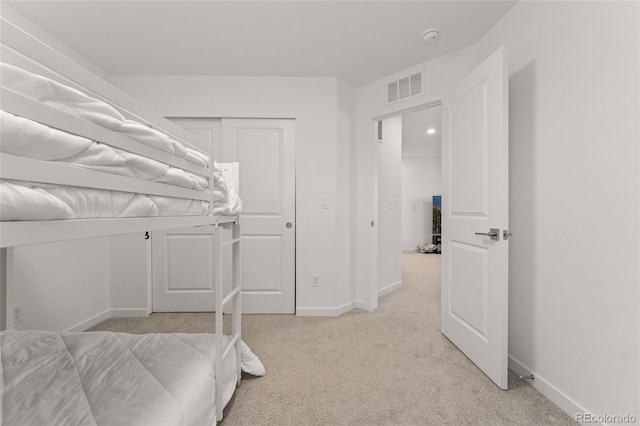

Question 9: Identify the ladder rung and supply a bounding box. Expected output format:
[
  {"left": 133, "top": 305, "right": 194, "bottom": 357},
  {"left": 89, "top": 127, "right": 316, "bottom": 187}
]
[
  {"left": 222, "top": 237, "right": 241, "bottom": 247},
  {"left": 222, "top": 334, "right": 241, "bottom": 358},
  {"left": 222, "top": 287, "right": 241, "bottom": 307}
]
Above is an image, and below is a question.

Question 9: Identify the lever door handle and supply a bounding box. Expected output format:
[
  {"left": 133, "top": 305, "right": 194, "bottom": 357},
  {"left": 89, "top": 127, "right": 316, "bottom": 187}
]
[{"left": 475, "top": 228, "right": 500, "bottom": 241}]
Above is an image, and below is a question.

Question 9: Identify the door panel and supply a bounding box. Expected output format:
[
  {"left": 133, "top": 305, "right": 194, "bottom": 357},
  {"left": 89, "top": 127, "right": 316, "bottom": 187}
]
[
  {"left": 236, "top": 129, "right": 283, "bottom": 214},
  {"left": 153, "top": 227, "right": 218, "bottom": 312},
  {"left": 241, "top": 235, "right": 283, "bottom": 293},
  {"left": 222, "top": 119, "right": 295, "bottom": 314},
  {"left": 441, "top": 46, "right": 509, "bottom": 389},
  {"left": 449, "top": 81, "right": 489, "bottom": 216},
  {"left": 449, "top": 241, "right": 489, "bottom": 339}
]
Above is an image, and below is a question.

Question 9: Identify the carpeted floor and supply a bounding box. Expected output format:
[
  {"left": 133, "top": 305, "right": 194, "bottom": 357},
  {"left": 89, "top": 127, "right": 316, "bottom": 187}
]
[{"left": 90, "top": 253, "right": 576, "bottom": 425}]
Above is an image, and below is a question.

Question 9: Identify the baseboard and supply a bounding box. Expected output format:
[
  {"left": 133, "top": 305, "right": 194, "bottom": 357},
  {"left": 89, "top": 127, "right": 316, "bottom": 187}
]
[
  {"left": 509, "top": 355, "right": 596, "bottom": 424},
  {"left": 402, "top": 248, "right": 419, "bottom": 253},
  {"left": 110, "top": 308, "right": 150, "bottom": 318},
  {"left": 296, "top": 301, "right": 356, "bottom": 317},
  {"left": 355, "top": 299, "right": 373, "bottom": 311},
  {"left": 65, "top": 309, "right": 111, "bottom": 332},
  {"left": 378, "top": 280, "right": 403, "bottom": 298}
]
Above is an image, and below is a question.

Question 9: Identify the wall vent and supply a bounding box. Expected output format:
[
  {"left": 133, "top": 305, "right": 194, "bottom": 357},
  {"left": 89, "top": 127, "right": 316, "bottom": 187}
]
[{"left": 387, "top": 72, "right": 423, "bottom": 104}]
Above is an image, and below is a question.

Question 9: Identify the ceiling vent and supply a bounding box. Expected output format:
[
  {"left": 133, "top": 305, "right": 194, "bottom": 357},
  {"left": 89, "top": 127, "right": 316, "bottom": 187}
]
[{"left": 387, "top": 72, "right": 423, "bottom": 104}]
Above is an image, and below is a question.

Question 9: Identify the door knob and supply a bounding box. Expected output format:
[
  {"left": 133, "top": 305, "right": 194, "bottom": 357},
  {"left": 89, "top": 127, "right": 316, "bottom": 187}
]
[
  {"left": 475, "top": 228, "right": 500, "bottom": 241},
  {"left": 286, "top": 222, "right": 293, "bottom": 229}
]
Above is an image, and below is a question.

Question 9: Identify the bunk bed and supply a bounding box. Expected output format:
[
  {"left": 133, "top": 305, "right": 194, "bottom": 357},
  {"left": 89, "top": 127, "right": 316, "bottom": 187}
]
[{"left": 0, "top": 9, "right": 260, "bottom": 425}]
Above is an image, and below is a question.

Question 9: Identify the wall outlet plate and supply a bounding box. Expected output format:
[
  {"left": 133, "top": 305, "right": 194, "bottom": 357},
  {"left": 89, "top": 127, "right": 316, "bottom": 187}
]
[
  {"left": 312, "top": 274, "right": 320, "bottom": 287},
  {"left": 13, "top": 305, "right": 23, "bottom": 323}
]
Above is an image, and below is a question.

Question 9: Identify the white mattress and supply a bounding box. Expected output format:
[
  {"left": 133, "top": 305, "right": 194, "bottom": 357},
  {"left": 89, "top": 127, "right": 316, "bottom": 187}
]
[
  {"left": 1, "top": 111, "right": 209, "bottom": 191},
  {"left": 1, "top": 330, "right": 264, "bottom": 426},
  {"left": 0, "top": 180, "right": 210, "bottom": 221}
]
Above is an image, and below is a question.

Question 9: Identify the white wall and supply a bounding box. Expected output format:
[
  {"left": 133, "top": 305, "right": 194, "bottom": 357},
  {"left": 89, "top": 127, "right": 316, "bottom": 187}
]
[
  {"left": 109, "top": 233, "right": 150, "bottom": 316},
  {"left": 107, "top": 74, "right": 354, "bottom": 316},
  {"left": 377, "top": 116, "right": 402, "bottom": 293},
  {"left": 401, "top": 157, "right": 441, "bottom": 250},
  {"left": 9, "top": 239, "right": 110, "bottom": 332},
  {"left": 475, "top": 1, "right": 640, "bottom": 418},
  {"left": 355, "top": 0, "right": 640, "bottom": 419}
]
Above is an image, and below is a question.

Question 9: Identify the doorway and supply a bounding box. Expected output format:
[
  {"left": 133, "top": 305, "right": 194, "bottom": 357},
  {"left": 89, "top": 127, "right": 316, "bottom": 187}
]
[
  {"left": 371, "top": 47, "right": 509, "bottom": 389},
  {"left": 375, "top": 105, "right": 442, "bottom": 299}
]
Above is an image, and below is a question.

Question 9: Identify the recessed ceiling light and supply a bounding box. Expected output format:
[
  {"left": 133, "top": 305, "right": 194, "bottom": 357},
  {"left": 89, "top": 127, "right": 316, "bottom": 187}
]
[{"left": 426, "top": 128, "right": 437, "bottom": 135}]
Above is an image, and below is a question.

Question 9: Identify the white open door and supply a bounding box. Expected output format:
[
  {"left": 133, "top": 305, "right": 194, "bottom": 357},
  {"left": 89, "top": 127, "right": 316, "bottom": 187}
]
[{"left": 441, "top": 47, "right": 509, "bottom": 389}]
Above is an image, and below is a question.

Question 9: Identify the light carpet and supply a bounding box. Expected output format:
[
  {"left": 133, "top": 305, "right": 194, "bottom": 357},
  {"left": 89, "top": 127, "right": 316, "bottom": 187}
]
[{"left": 90, "top": 253, "right": 575, "bottom": 425}]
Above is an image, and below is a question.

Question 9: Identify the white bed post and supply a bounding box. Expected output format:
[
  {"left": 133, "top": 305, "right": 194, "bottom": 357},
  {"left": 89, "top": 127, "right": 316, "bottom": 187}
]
[
  {"left": 1, "top": 247, "right": 7, "bottom": 330},
  {"left": 231, "top": 220, "right": 242, "bottom": 385},
  {"left": 212, "top": 224, "right": 225, "bottom": 421}
]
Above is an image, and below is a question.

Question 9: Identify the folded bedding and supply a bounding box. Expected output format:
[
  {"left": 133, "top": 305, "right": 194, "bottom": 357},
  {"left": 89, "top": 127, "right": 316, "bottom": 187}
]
[
  {"left": 211, "top": 164, "right": 242, "bottom": 215},
  {"left": 1, "top": 329, "right": 265, "bottom": 426},
  {"left": 1, "top": 63, "right": 209, "bottom": 167}
]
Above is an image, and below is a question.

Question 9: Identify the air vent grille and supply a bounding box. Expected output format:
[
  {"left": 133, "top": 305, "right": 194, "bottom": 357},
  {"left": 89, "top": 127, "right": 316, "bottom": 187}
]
[{"left": 387, "top": 72, "right": 423, "bottom": 104}]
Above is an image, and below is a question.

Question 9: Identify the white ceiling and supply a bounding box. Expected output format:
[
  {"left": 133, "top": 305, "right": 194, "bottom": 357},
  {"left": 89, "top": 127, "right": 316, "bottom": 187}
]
[
  {"left": 6, "top": 1, "right": 516, "bottom": 88},
  {"left": 402, "top": 106, "right": 441, "bottom": 158}
]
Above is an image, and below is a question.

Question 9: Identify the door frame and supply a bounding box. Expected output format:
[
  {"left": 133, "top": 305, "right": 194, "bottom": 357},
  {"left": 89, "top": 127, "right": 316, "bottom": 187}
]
[{"left": 370, "top": 100, "right": 442, "bottom": 309}]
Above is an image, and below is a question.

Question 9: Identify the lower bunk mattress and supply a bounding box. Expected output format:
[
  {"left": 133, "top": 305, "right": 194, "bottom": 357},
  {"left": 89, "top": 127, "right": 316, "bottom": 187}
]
[{"left": 1, "top": 329, "right": 265, "bottom": 426}]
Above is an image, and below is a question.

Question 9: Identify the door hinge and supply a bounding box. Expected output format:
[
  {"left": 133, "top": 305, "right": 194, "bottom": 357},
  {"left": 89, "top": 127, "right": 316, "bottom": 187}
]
[{"left": 503, "top": 230, "right": 513, "bottom": 240}]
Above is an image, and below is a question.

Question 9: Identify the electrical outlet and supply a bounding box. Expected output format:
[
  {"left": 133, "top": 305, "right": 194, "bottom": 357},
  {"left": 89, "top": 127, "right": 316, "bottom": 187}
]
[
  {"left": 13, "top": 305, "right": 23, "bottom": 323},
  {"left": 312, "top": 274, "right": 320, "bottom": 287}
]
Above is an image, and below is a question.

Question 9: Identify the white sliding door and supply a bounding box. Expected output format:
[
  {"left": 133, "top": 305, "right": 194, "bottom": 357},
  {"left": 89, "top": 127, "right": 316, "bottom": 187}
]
[
  {"left": 153, "top": 118, "right": 296, "bottom": 314},
  {"left": 152, "top": 119, "right": 222, "bottom": 312},
  {"left": 221, "top": 118, "right": 296, "bottom": 314}
]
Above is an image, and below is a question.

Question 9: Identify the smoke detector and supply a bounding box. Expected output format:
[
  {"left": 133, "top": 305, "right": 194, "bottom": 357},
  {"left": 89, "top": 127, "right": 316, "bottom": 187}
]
[{"left": 421, "top": 28, "right": 440, "bottom": 44}]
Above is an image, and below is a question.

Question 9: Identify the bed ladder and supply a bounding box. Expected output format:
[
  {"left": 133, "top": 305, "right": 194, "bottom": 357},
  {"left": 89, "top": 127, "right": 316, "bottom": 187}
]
[{"left": 212, "top": 220, "right": 242, "bottom": 422}]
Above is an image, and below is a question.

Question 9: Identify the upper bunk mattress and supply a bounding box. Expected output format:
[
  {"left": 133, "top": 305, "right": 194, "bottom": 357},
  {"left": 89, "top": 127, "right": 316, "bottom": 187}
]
[
  {"left": 0, "top": 63, "right": 209, "bottom": 167},
  {"left": 0, "top": 63, "right": 243, "bottom": 219},
  {"left": 1, "top": 111, "right": 209, "bottom": 191},
  {"left": 0, "top": 180, "right": 210, "bottom": 221},
  {"left": 1, "top": 329, "right": 265, "bottom": 426}
]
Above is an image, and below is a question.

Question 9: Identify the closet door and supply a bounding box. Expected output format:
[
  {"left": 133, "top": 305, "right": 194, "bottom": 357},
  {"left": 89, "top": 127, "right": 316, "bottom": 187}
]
[
  {"left": 152, "top": 119, "right": 222, "bottom": 312},
  {"left": 221, "top": 118, "right": 296, "bottom": 314}
]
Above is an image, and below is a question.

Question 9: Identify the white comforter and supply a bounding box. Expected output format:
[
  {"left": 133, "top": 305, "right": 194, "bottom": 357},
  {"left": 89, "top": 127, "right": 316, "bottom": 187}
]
[
  {"left": 1, "top": 111, "right": 209, "bottom": 191},
  {"left": 1, "top": 330, "right": 265, "bottom": 426},
  {"left": 1, "top": 63, "right": 208, "bottom": 167},
  {"left": 0, "top": 63, "right": 244, "bottom": 219},
  {"left": 0, "top": 180, "right": 210, "bottom": 221}
]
